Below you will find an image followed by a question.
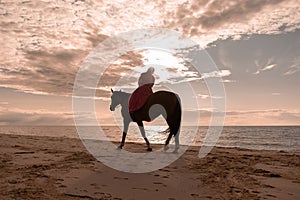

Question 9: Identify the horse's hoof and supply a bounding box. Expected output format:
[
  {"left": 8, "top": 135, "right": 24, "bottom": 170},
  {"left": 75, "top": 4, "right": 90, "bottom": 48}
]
[
  {"left": 163, "top": 145, "right": 169, "bottom": 152},
  {"left": 172, "top": 149, "right": 179, "bottom": 154},
  {"left": 147, "top": 147, "right": 152, "bottom": 152},
  {"left": 117, "top": 146, "right": 123, "bottom": 150}
]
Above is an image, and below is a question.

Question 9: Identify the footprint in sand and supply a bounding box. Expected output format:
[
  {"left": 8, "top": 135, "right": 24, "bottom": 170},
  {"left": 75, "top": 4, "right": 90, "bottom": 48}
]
[
  {"left": 153, "top": 182, "right": 163, "bottom": 185},
  {"left": 159, "top": 169, "right": 170, "bottom": 172},
  {"left": 113, "top": 176, "right": 129, "bottom": 180},
  {"left": 132, "top": 187, "right": 148, "bottom": 191}
]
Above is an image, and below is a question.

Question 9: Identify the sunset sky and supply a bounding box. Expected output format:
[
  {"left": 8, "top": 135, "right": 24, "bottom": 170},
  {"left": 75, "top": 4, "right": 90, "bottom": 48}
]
[{"left": 0, "top": 0, "right": 299, "bottom": 126}]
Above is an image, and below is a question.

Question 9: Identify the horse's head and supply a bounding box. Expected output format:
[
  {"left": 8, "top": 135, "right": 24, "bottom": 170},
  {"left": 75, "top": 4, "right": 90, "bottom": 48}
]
[{"left": 110, "top": 88, "right": 120, "bottom": 111}]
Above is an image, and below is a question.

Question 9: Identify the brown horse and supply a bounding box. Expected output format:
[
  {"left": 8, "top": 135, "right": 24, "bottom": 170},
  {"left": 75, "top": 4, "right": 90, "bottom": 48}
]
[{"left": 110, "top": 89, "right": 182, "bottom": 152}]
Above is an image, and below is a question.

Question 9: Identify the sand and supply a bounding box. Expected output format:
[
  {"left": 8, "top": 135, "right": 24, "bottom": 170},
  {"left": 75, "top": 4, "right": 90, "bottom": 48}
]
[{"left": 0, "top": 133, "right": 299, "bottom": 200}]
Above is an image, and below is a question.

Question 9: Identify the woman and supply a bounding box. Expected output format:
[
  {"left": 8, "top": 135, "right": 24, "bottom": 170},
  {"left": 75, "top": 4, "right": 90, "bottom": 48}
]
[
  {"left": 129, "top": 67, "right": 155, "bottom": 113},
  {"left": 138, "top": 67, "right": 155, "bottom": 88}
]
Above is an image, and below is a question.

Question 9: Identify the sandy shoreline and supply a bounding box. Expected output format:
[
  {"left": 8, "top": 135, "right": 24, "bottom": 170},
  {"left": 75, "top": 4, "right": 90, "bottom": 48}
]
[{"left": 0, "top": 133, "right": 299, "bottom": 200}]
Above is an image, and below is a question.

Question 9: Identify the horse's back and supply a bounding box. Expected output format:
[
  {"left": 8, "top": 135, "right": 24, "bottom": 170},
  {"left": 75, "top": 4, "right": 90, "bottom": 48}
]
[
  {"left": 152, "top": 90, "right": 178, "bottom": 98},
  {"left": 130, "top": 90, "right": 181, "bottom": 123},
  {"left": 147, "top": 90, "right": 180, "bottom": 107}
]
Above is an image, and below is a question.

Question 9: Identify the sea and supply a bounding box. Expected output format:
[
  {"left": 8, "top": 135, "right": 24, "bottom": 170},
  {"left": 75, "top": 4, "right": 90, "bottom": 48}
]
[{"left": 0, "top": 126, "right": 299, "bottom": 152}]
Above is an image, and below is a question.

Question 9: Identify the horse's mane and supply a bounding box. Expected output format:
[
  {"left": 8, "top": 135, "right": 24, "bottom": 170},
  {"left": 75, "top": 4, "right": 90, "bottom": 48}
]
[{"left": 114, "top": 90, "right": 131, "bottom": 97}]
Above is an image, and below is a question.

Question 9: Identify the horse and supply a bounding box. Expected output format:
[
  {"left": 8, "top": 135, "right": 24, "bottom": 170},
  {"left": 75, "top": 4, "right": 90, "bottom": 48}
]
[{"left": 109, "top": 89, "right": 182, "bottom": 152}]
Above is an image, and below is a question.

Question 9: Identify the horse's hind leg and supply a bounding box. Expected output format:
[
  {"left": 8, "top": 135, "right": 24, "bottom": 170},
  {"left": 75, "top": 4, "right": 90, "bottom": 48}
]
[
  {"left": 164, "top": 122, "right": 180, "bottom": 153},
  {"left": 164, "top": 118, "right": 174, "bottom": 151},
  {"left": 174, "top": 129, "right": 180, "bottom": 153},
  {"left": 164, "top": 132, "right": 172, "bottom": 151},
  {"left": 137, "top": 121, "right": 152, "bottom": 151}
]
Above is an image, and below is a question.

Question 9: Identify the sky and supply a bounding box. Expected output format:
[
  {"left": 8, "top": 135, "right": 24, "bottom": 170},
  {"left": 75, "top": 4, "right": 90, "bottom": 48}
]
[{"left": 0, "top": 0, "right": 299, "bottom": 126}]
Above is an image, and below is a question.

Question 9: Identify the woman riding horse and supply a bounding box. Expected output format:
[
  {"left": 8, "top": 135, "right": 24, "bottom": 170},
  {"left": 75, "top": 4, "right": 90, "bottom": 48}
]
[
  {"left": 128, "top": 67, "right": 155, "bottom": 114},
  {"left": 110, "top": 67, "right": 182, "bottom": 152}
]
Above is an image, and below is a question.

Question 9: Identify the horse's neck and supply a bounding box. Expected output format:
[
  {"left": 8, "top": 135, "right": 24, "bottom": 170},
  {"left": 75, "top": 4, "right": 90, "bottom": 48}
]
[{"left": 119, "top": 93, "right": 130, "bottom": 108}]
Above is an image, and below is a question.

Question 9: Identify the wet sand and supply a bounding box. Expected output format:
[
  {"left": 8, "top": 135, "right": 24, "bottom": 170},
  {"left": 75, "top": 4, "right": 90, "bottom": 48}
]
[{"left": 0, "top": 133, "right": 299, "bottom": 199}]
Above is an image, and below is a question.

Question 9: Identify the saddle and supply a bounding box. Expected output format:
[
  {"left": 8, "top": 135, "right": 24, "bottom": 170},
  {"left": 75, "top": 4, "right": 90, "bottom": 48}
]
[{"left": 128, "top": 85, "right": 153, "bottom": 113}]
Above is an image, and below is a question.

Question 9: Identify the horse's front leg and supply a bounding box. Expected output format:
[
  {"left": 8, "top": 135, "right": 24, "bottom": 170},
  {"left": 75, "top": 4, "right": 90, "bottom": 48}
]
[
  {"left": 118, "top": 120, "right": 129, "bottom": 149},
  {"left": 137, "top": 121, "right": 152, "bottom": 151}
]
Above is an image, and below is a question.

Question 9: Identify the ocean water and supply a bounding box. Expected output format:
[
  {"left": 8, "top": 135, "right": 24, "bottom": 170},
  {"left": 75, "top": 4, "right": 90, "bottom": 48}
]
[{"left": 0, "top": 126, "right": 299, "bottom": 152}]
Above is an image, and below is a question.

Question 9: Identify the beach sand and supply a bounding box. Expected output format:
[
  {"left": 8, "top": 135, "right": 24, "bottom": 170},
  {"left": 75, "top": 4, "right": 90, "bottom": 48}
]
[{"left": 0, "top": 133, "right": 299, "bottom": 200}]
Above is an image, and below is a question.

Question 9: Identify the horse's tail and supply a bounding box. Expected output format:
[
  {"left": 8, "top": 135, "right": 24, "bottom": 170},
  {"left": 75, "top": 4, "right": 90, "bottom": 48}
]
[{"left": 174, "top": 93, "right": 182, "bottom": 136}]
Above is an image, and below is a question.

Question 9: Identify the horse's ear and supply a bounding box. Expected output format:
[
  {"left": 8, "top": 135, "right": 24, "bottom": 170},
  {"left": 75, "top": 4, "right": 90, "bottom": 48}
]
[{"left": 111, "top": 88, "right": 114, "bottom": 93}]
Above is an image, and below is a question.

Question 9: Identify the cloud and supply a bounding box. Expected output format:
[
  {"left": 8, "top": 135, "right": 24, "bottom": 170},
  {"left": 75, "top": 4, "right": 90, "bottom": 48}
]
[
  {"left": 273, "top": 111, "right": 300, "bottom": 122},
  {"left": 0, "top": 109, "right": 74, "bottom": 125},
  {"left": 253, "top": 57, "right": 277, "bottom": 75},
  {"left": 0, "top": 101, "right": 9, "bottom": 105},
  {"left": 165, "top": 0, "right": 300, "bottom": 46},
  {"left": 272, "top": 93, "right": 281, "bottom": 96},
  {"left": 225, "top": 109, "right": 282, "bottom": 115},
  {"left": 1, "top": 0, "right": 152, "bottom": 96},
  {"left": 1, "top": 0, "right": 299, "bottom": 97},
  {"left": 254, "top": 64, "right": 276, "bottom": 74},
  {"left": 195, "top": 94, "right": 225, "bottom": 100},
  {"left": 201, "top": 70, "right": 231, "bottom": 79},
  {"left": 198, "top": 94, "right": 209, "bottom": 99},
  {"left": 98, "top": 52, "right": 144, "bottom": 88},
  {"left": 184, "top": 108, "right": 300, "bottom": 125},
  {"left": 226, "top": 109, "right": 300, "bottom": 123},
  {"left": 284, "top": 64, "right": 300, "bottom": 75},
  {"left": 0, "top": 46, "right": 144, "bottom": 97},
  {"left": 262, "top": 64, "right": 276, "bottom": 71},
  {"left": 0, "top": 45, "right": 91, "bottom": 95},
  {"left": 187, "top": 108, "right": 300, "bottom": 118},
  {"left": 221, "top": 79, "right": 236, "bottom": 83}
]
